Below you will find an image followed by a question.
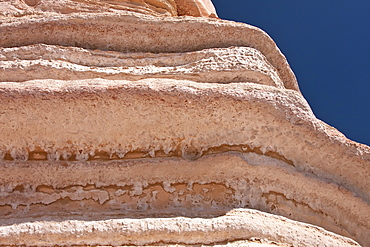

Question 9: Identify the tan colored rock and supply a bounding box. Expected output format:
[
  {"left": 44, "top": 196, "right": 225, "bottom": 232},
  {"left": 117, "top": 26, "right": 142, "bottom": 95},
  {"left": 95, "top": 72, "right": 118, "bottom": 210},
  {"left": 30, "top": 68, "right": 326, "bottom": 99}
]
[
  {"left": 0, "top": 1, "right": 369, "bottom": 247},
  {"left": 0, "top": 209, "right": 360, "bottom": 246},
  {"left": 0, "top": 45, "right": 284, "bottom": 87},
  {"left": 0, "top": 0, "right": 217, "bottom": 17},
  {"left": 0, "top": 12, "right": 298, "bottom": 90},
  {"left": 174, "top": 0, "right": 217, "bottom": 17}
]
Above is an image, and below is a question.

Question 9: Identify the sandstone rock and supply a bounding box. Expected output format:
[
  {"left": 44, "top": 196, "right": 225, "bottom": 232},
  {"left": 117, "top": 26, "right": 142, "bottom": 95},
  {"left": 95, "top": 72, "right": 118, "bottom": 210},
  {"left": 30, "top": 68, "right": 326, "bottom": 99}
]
[
  {"left": 174, "top": 0, "right": 217, "bottom": 17},
  {"left": 0, "top": 0, "right": 217, "bottom": 17},
  {"left": 0, "top": 209, "right": 360, "bottom": 246},
  {"left": 0, "top": 45, "right": 284, "bottom": 87},
  {"left": 0, "top": 0, "right": 369, "bottom": 246}
]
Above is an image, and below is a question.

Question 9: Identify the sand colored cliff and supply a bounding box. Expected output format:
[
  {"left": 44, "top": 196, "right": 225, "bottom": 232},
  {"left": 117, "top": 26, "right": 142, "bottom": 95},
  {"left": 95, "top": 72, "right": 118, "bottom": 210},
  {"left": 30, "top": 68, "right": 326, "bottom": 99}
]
[{"left": 0, "top": 0, "right": 369, "bottom": 246}]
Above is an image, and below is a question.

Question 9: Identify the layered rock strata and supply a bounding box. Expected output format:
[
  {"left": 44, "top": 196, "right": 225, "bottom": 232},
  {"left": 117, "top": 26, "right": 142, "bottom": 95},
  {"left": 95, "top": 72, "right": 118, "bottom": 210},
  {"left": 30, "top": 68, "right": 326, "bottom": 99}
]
[{"left": 0, "top": 1, "right": 369, "bottom": 246}]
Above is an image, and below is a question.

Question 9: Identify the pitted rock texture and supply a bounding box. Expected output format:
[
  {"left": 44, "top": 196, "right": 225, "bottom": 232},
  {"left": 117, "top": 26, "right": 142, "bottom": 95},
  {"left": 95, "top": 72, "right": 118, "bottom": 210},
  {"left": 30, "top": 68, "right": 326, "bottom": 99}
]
[
  {"left": 0, "top": 0, "right": 217, "bottom": 17},
  {"left": 0, "top": 1, "right": 369, "bottom": 247}
]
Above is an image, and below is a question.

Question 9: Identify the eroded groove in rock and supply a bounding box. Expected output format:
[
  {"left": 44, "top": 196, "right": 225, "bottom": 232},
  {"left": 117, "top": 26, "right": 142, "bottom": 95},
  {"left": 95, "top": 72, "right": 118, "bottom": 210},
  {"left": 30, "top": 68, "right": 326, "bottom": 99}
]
[
  {"left": 0, "top": 144, "right": 295, "bottom": 171},
  {"left": 0, "top": 45, "right": 283, "bottom": 87},
  {"left": 0, "top": 153, "right": 369, "bottom": 245}
]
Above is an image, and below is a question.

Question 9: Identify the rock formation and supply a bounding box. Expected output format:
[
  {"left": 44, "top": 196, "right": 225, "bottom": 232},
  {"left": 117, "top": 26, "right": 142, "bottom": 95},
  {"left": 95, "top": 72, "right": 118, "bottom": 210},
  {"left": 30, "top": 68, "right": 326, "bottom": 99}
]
[
  {"left": 0, "top": 0, "right": 369, "bottom": 246},
  {"left": 0, "top": 0, "right": 217, "bottom": 17}
]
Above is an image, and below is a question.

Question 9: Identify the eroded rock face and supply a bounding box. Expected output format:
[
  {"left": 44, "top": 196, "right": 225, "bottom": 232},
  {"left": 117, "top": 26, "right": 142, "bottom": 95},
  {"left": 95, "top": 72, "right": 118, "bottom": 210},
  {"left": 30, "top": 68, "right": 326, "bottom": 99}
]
[
  {"left": 0, "top": 0, "right": 217, "bottom": 17},
  {"left": 0, "top": 1, "right": 369, "bottom": 246}
]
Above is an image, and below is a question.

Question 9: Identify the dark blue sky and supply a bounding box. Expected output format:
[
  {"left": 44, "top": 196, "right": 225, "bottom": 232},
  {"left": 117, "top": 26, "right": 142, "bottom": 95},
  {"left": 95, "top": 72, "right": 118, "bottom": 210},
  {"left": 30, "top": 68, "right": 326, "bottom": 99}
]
[{"left": 212, "top": 0, "right": 370, "bottom": 146}]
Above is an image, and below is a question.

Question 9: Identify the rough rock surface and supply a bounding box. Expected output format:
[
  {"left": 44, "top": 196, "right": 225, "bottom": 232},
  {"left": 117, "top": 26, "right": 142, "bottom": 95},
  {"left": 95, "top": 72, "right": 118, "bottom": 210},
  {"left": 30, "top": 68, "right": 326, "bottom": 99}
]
[
  {"left": 0, "top": 0, "right": 369, "bottom": 246},
  {"left": 0, "top": 0, "right": 217, "bottom": 17}
]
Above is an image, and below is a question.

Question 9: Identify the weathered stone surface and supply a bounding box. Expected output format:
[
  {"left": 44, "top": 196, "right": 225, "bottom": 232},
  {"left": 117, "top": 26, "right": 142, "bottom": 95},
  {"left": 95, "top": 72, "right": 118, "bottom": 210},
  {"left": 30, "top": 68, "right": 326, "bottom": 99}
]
[
  {"left": 0, "top": 0, "right": 217, "bottom": 17},
  {"left": 0, "top": 45, "right": 284, "bottom": 87},
  {"left": 0, "top": 209, "right": 360, "bottom": 246},
  {"left": 0, "top": 11, "right": 297, "bottom": 91},
  {"left": 0, "top": 1, "right": 369, "bottom": 246}
]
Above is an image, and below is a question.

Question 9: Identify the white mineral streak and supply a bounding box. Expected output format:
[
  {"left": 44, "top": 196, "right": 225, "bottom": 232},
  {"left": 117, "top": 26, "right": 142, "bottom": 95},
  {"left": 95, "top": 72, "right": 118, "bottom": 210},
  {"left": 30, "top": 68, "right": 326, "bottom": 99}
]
[
  {"left": 0, "top": 0, "right": 369, "bottom": 246},
  {"left": 0, "top": 45, "right": 283, "bottom": 87}
]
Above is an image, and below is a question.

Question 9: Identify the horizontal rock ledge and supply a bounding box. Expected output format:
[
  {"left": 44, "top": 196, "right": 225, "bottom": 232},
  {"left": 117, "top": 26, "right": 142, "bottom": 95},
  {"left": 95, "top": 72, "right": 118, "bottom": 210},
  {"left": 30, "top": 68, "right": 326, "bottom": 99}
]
[
  {"left": 0, "top": 12, "right": 298, "bottom": 91},
  {"left": 0, "top": 78, "right": 369, "bottom": 207},
  {"left": 0, "top": 44, "right": 284, "bottom": 88},
  {"left": 1, "top": 152, "right": 369, "bottom": 246},
  {"left": 0, "top": 208, "right": 360, "bottom": 246}
]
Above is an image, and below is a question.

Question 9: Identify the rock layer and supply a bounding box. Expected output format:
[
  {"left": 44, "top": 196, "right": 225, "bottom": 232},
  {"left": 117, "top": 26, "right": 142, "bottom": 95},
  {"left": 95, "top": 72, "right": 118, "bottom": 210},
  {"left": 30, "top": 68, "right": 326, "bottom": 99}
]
[
  {"left": 0, "top": 45, "right": 284, "bottom": 87},
  {"left": 0, "top": 11, "right": 298, "bottom": 91},
  {"left": 0, "top": 209, "right": 360, "bottom": 246},
  {"left": 0, "top": 1, "right": 369, "bottom": 246},
  {"left": 0, "top": 0, "right": 217, "bottom": 17}
]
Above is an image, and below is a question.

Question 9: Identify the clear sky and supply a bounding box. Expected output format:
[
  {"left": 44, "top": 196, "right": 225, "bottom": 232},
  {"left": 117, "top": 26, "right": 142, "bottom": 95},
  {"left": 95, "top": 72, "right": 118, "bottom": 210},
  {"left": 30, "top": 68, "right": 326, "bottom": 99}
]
[{"left": 212, "top": 0, "right": 370, "bottom": 146}]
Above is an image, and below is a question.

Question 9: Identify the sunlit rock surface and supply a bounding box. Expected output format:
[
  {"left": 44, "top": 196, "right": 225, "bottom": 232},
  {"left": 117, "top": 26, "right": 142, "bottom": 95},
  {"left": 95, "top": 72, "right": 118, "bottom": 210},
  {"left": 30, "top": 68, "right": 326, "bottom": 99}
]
[
  {"left": 0, "top": 0, "right": 369, "bottom": 246},
  {"left": 0, "top": 0, "right": 217, "bottom": 17}
]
